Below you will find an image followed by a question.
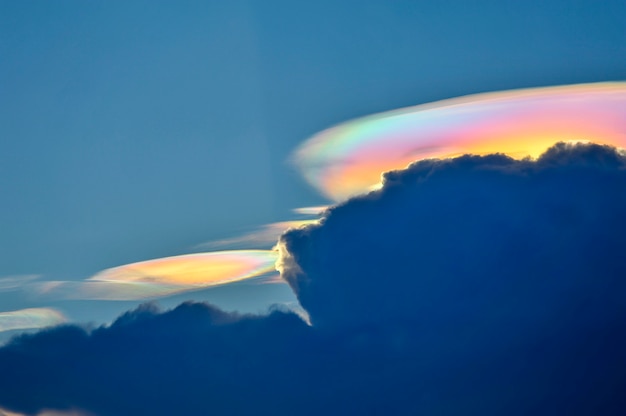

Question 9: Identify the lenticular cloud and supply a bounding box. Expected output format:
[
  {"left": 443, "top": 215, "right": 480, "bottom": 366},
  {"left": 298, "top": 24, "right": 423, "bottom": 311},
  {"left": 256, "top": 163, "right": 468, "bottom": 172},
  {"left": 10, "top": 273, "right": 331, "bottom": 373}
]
[
  {"left": 36, "top": 250, "right": 279, "bottom": 301},
  {"left": 90, "top": 250, "right": 277, "bottom": 286},
  {"left": 293, "top": 82, "right": 626, "bottom": 201}
]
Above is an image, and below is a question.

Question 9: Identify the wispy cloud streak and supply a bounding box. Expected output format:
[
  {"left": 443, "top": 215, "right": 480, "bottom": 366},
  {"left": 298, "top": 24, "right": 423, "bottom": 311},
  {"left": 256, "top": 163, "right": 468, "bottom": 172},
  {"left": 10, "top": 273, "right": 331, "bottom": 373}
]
[
  {"left": 0, "top": 308, "right": 66, "bottom": 333},
  {"left": 0, "top": 275, "right": 41, "bottom": 292},
  {"left": 198, "top": 220, "right": 319, "bottom": 250}
]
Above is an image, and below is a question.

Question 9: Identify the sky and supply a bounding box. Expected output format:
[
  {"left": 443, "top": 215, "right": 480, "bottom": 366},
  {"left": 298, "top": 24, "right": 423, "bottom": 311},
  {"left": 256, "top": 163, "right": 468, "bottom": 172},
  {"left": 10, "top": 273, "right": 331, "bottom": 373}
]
[{"left": 0, "top": 1, "right": 626, "bottom": 414}]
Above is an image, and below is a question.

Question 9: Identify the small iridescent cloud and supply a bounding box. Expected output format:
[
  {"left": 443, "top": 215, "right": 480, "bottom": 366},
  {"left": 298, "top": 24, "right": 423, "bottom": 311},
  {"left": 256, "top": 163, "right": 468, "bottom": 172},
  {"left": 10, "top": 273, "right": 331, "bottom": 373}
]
[
  {"left": 0, "top": 307, "right": 66, "bottom": 333},
  {"left": 36, "top": 250, "right": 280, "bottom": 301},
  {"left": 292, "top": 206, "right": 330, "bottom": 216},
  {"left": 199, "top": 220, "right": 319, "bottom": 250},
  {"left": 293, "top": 82, "right": 626, "bottom": 201}
]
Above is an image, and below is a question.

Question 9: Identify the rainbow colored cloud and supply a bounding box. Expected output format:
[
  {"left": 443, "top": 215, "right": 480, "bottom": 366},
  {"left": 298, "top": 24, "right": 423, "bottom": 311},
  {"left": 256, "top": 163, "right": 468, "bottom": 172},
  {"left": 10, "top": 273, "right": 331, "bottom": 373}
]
[
  {"left": 293, "top": 82, "right": 626, "bottom": 201},
  {"left": 0, "top": 308, "right": 66, "bottom": 333},
  {"left": 36, "top": 250, "right": 279, "bottom": 301}
]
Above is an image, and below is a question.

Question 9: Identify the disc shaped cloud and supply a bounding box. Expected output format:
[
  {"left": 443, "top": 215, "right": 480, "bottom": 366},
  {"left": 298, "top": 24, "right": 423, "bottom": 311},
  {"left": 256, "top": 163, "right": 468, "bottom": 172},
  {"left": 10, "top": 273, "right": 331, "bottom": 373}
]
[
  {"left": 293, "top": 82, "right": 626, "bottom": 200},
  {"left": 34, "top": 250, "right": 279, "bottom": 301}
]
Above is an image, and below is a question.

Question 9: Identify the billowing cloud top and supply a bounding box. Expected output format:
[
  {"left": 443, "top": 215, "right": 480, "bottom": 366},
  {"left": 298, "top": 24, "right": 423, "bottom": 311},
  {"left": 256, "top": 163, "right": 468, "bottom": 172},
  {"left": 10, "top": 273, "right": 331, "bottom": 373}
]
[
  {"left": 293, "top": 82, "right": 626, "bottom": 200},
  {"left": 282, "top": 143, "right": 626, "bottom": 330}
]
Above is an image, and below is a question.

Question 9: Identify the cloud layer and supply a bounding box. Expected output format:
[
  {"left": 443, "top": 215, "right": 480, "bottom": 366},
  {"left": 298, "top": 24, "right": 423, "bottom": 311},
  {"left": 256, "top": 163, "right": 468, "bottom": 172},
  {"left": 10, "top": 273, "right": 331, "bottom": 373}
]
[{"left": 2, "top": 143, "right": 626, "bottom": 415}]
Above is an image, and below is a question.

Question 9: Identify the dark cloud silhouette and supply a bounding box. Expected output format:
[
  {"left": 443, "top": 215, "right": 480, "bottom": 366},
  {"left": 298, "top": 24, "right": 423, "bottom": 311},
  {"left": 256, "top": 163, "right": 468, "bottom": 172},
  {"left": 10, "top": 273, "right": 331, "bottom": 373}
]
[
  {"left": 0, "top": 302, "right": 315, "bottom": 416},
  {"left": 2, "top": 143, "right": 626, "bottom": 415},
  {"left": 280, "top": 142, "right": 626, "bottom": 331}
]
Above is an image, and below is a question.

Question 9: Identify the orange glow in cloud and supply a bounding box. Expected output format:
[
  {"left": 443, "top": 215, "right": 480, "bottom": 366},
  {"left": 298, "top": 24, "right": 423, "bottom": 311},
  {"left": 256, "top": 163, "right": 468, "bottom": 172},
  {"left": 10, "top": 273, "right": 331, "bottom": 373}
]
[
  {"left": 90, "top": 250, "right": 277, "bottom": 286},
  {"left": 293, "top": 82, "right": 626, "bottom": 201},
  {"left": 35, "top": 250, "right": 280, "bottom": 301}
]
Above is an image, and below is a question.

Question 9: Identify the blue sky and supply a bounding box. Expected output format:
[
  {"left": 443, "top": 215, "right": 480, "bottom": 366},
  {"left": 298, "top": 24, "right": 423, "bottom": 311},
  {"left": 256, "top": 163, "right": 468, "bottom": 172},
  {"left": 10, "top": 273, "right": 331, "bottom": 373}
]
[
  {"left": 1, "top": 2, "right": 626, "bottom": 415},
  {"left": 1, "top": 0, "right": 625, "bottom": 332}
]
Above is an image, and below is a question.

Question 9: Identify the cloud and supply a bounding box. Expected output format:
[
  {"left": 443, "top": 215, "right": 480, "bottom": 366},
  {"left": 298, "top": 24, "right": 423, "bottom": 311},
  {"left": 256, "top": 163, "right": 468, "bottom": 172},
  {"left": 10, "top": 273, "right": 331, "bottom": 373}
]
[
  {"left": 281, "top": 142, "right": 626, "bottom": 330},
  {"left": 0, "top": 275, "right": 41, "bottom": 292},
  {"left": 1, "top": 144, "right": 626, "bottom": 415},
  {"left": 88, "top": 250, "right": 277, "bottom": 286},
  {"left": 197, "top": 220, "right": 319, "bottom": 250},
  {"left": 32, "top": 251, "right": 280, "bottom": 301},
  {"left": 32, "top": 280, "right": 191, "bottom": 301},
  {"left": 293, "top": 82, "right": 626, "bottom": 200},
  {"left": 0, "top": 302, "right": 312, "bottom": 416},
  {"left": 0, "top": 308, "right": 66, "bottom": 333},
  {"left": 0, "top": 407, "right": 93, "bottom": 416},
  {"left": 291, "top": 206, "right": 330, "bottom": 216}
]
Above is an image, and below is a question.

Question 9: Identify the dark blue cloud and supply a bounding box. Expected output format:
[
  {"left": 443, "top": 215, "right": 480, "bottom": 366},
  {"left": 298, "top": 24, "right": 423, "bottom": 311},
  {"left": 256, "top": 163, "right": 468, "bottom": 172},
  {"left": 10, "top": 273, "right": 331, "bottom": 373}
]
[
  {"left": 2, "top": 143, "right": 626, "bottom": 415},
  {"left": 0, "top": 302, "right": 314, "bottom": 416},
  {"left": 281, "top": 143, "right": 626, "bottom": 328}
]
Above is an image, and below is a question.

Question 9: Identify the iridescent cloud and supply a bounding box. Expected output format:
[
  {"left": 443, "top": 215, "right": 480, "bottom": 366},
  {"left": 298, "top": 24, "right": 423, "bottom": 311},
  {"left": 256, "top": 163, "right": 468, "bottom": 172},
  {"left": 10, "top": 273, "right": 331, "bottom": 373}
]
[
  {"left": 0, "top": 275, "right": 41, "bottom": 291},
  {"left": 0, "top": 308, "right": 66, "bottom": 333},
  {"left": 34, "top": 280, "right": 188, "bottom": 301},
  {"left": 293, "top": 82, "right": 626, "bottom": 200},
  {"left": 36, "top": 250, "right": 279, "bottom": 301},
  {"left": 90, "top": 250, "right": 277, "bottom": 285},
  {"left": 292, "top": 206, "right": 330, "bottom": 216},
  {"left": 199, "top": 220, "right": 319, "bottom": 250}
]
